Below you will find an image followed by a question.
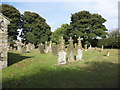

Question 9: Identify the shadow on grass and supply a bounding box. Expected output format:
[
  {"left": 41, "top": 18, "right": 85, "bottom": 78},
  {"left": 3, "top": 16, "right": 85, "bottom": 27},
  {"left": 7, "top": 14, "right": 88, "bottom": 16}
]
[
  {"left": 8, "top": 52, "right": 33, "bottom": 66},
  {"left": 3, "top": 61, "right": 119, "bottom": 88}
]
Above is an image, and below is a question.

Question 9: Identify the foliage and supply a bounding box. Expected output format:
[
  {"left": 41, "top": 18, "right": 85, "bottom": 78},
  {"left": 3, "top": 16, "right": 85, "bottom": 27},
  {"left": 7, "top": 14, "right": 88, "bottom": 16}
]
[
  {"left": 2, "top": 4, "right": 21, "bottom": 44},
  {"left": 70, "top": 10, "right": 108, "bottom": 45},
  {"left": 50, "top": 24, "right": 69, "bottom": 44},
  {"left": 20, "top": 11, "right": 51, "bottom": 45},
  {"left": 97, "top": 29, "right": 120, "bottom": 48}
]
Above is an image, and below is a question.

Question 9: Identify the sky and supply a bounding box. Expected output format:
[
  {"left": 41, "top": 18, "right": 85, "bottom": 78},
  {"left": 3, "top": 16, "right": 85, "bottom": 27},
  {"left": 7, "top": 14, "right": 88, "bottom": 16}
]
[{"left": 2, "top": 0, "right": 119, "bottom": 32}]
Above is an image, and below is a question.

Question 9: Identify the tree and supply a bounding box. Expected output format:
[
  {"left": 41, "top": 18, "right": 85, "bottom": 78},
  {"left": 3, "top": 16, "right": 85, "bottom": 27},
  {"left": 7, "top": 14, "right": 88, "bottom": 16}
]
[
  {"left": 70, "top": 10, "right": 108, "bottom": 45},
  {"left": 20, "top": 11, "right": 51, "bottom": 45},
  {"left": 1, "top": 4, "right": 21, "bottom": 44},
  {"left": 50, "top": 24, "right": 69, "bottom": 44},
  {"left": 108, "top": 29, "right": 120, "bottom": 48}
]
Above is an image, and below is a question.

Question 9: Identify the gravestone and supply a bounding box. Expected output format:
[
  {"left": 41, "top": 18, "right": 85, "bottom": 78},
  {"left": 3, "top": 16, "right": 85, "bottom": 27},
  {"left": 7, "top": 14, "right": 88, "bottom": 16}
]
[
  {"left": 101, "top": 45, "right": 104, "bottom": 52},
  {"left": 51, "top": 43, "right": 58, "bottom": 56},
  {"left": 16, "top": 41, "right": 23, "bottom": 52},
  {"left": 84, "top": 44, "right": 87, "bottom": 51},
  {"left": 21, "top": 44, "right": 27, "bottom": 53},
  {"left": 67, "top": 37, "right": 75, "bottom": 63},
  {"left": 26, "top": 43, "right": 31, "bottom": 53},
  {"left": 0, "top": 13, "right": 10, "bottom": 69},
  {"left": 44, "top": 41, "right": 49, "bottom": 53},
  {"left": 106, "top": 51, "right": 110, "bottom": 56},
  {"left": 88, "top": 44, "right": 92, "bottom": 50},
  {"left": 31, "top": 44, "right": 35, "bottom": 51},
  {"left": 76, "top": 37, "right": 83, "bottom": 61},
  {"left": 39, "top": 43, "right": 45, "bottom": 54},
  {"left": 58, "top": 36, "right": 67, "bottom": 65},
  {"left": 49, "top": 41, "right": 52, "bottom": 53}
]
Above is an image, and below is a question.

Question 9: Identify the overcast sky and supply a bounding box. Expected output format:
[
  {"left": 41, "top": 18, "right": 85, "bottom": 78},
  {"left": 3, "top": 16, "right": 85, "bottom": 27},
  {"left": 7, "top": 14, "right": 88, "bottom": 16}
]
[{"left": 2, "top": 0, "right": 119, "bottom": 32}]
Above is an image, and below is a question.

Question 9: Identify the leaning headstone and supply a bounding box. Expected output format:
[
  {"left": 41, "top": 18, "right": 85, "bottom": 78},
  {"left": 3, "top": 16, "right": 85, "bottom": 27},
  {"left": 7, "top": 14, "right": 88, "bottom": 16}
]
[
  {"left": 76, "top": 37, "right": 83, "bottom": 61},
  {"left": 0, "top": 13, "right": 10, "bottom": 69},
  {"left": 58, "top": 36, "right": 67, "bottom": 65},
  {"left": 106, "top": 51, "right": 110, "bottom": 56},
  {"left": 39, "top": 43, "right": 45, "bottom": 54},
  {"left": 67, "top": 37, "right": 75, "bottom": 63}
]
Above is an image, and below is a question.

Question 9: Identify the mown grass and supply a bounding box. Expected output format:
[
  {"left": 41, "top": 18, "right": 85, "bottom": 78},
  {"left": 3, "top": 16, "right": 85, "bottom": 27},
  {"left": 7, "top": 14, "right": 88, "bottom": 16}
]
[{"left": 2, "top": 49, "right": 119, "bottom": 88}]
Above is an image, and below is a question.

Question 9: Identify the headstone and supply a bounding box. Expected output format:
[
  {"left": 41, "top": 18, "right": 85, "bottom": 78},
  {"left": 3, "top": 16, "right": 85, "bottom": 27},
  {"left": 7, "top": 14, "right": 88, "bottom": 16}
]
[
  {"left": 39, "top": 43, "right": 45, "bottom": 54},
  {"left": 21, "top": 44, "right": 27, "bottom": 53},
  {"left": 58, "top": 50, "right": 67, "bottom": 65},
  {"left": 58, "top": 36, "right": 67, "bottom": 65},
  {"left": 16, "top": 41, "right": 23, "bottom": 52},
  {"left": 51, "top": 43, "right": 58, "bottom": 56},
  {"left": 67, "top": 37, "right": 75, "bottom": 63},
  {"left": 44, "top": 41, "right": 49, "bottom": 53},
  {"left": 88, "top": 44, "right": 92, "bottom": 50},
  {"left": 84, "top": 44, "right": 87, "bottom": 51},
  {"left": 101, "top": 45, "right": 104, "bottom": 52},
  {"left": 26, "top": 43, "right": 31, "bottom": 53},
  {"left": 106, "top": 51, "right": 110, "bottom": 56},
  {"left": 49, "top": 41, "right": 52, "bottom": 53},
  {"left": 31, "top": 44, "right": 35, "bottom": 51},
  {"left": 76, "top": 37, "right": 83, "bottom": 61},
  {"left": 0, "top": 13, "right": 10, "bottom": 69}
]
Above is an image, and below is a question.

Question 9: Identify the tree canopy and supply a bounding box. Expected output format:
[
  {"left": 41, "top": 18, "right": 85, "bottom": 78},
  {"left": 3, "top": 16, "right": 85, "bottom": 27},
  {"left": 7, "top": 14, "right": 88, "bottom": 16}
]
[
  {"left": 1, "top": 4, "right": 21, "bottom": 44},
  {"left": 70, "top": 10, "right": 108, "bottom": 45},
  {"left": 20, "top": 11, "right": 51, "bottom": 45},
  {"left": 50, "top": 24, "right": 69, "bottom": 44}
]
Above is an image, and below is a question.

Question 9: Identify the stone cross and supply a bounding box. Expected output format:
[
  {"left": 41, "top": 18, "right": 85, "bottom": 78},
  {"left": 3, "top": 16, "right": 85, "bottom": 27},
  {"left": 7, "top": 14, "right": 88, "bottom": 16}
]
[
  {"left": 76, "top": 37, "right": 83, "bottom": 61},
  {"left": 0, "top": 13, "right": 10, "bottom": 69},
  {"left": 68, "top": 37, "right": 75, "bottom": 63},
  {"left": 58, "top": 36, "right": 67, "bottom": 65},
  {"left": 77, "top": 37, "right": 82, "bottom": 49},
  {"left": 60, "top": 36, "right": 65, "bottom": 50}
]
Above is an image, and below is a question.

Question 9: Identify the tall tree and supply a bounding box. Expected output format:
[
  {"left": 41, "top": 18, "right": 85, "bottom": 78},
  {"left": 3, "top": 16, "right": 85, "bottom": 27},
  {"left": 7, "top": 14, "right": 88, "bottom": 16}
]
[
  {"left": 2, "top": 4, "right": 21, "bottom": 44},
  {"left": 70, "top": 10, "right": 108, "bottom": 45},
  {"left": 50, "top": 24, "right": 69, "bottom": 44},
  {"left": 20, "top": 11, "right": 51, "bottom": 45}
]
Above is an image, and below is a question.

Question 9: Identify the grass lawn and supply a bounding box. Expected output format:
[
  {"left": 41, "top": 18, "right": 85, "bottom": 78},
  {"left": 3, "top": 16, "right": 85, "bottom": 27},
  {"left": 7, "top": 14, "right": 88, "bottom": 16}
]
[{"left": 2, "top": 49, "right": 119, "bottom": 88}]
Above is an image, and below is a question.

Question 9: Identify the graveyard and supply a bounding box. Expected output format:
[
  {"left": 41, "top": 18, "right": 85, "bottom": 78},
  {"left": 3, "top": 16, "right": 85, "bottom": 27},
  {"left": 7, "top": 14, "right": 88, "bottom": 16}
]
[
  {"left": 0, "top": 3, "right": 119, "bottom": 88},
  {"left": 2, "top": 48, "right": 119, "bottom": 88}
]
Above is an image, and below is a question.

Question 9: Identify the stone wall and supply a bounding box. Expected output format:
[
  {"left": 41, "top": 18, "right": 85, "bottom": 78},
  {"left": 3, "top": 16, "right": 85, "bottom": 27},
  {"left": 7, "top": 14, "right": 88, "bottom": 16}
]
[{"left": 0, "top": 13, "right": 10, "bottom": 69}]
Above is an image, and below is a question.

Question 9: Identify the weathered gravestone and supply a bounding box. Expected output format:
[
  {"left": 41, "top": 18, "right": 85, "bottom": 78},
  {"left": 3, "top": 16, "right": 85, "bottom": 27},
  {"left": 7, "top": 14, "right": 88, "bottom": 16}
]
[
  {"left": 51, "top": 43, "right": 58, "bottom": 56},
  {"left": 76, "top": 37, "right": 83, "bottom": 61},
  {"left": 16, "top": 41, "right": 23, "bottom": 52},
  {"left": 84, "top": 44, "right": 87, "bottom": 51},
  {"left": 58, "top": 36, "right": 67, "bottom": 65},
  {"left": 26, "top": 43, "right": 31, "bottom": 53},
  {"left": 106, "top": 50, "right": 110, "bottom": 56},
  {"left": 44, "top": 41, "right": 49, "bottom": 53},
  {"left": 49, "top": 41, "right": 52, "bottom": 53},
  {"left": 30, "top": 44, "right": 35, "bottom": 51},
  {"left": 39, "top": 43, "right": 45, "bottom": 54},
  {"left": 101, "top": 45, "right": 104, "bottom": 52},
  {"left": 0, "top": 13, "right": 10, "bottom": 69},
  {"left": 88, "top": 44, "right": 92, "bottom": 50},
  {"left": 67, "top": 37, "right": 75, "bottom": 63},
  {"left": 21, "top": 44, "right": 27, "bottom": 53}
]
